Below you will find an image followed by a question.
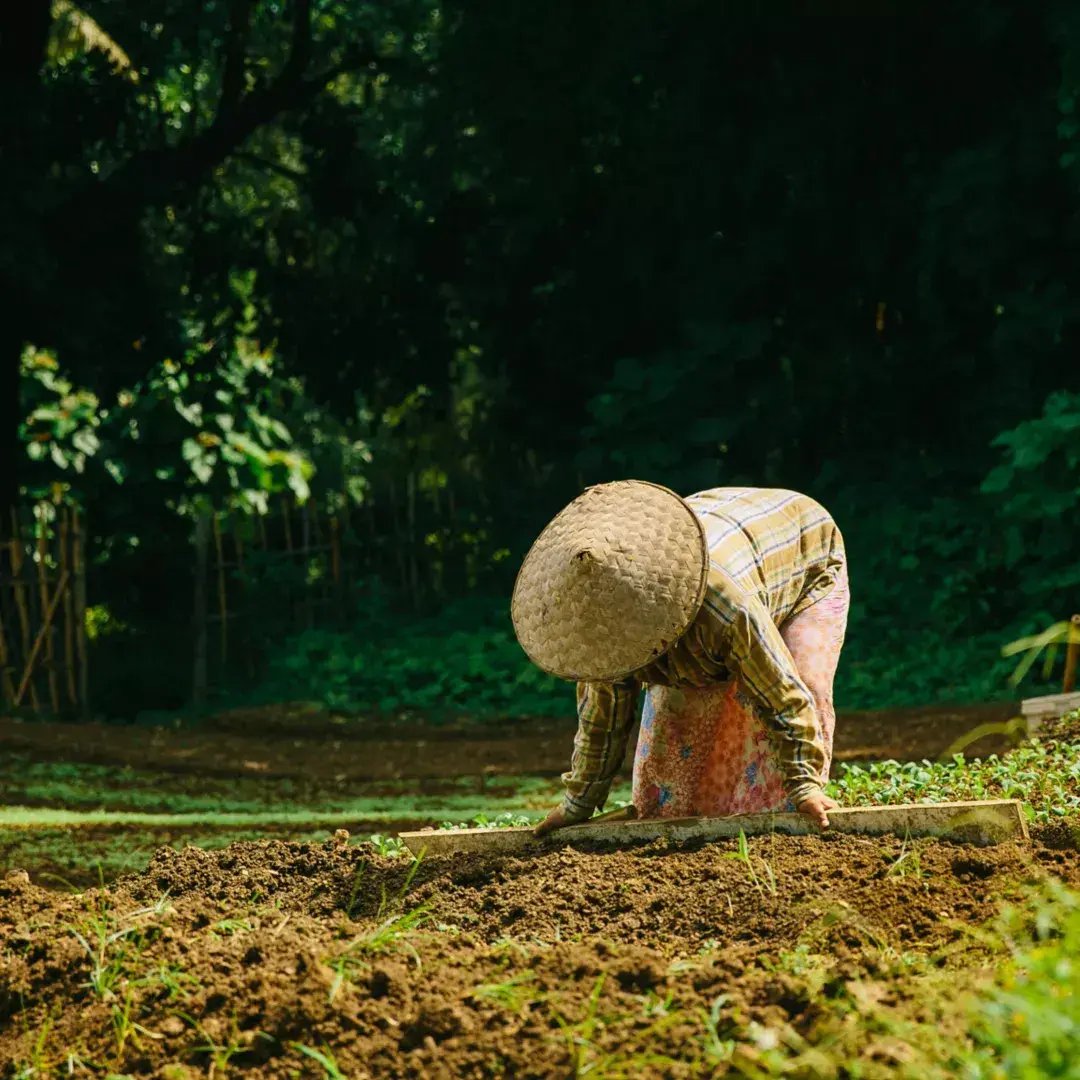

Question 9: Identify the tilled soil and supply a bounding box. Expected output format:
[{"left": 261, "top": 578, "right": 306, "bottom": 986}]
[
  {"left": 0, "top": 699, "right": 1021, "bottom": 783},
  {"left": 2, "top": 825, "right": 1078, "bottom": 1078}
]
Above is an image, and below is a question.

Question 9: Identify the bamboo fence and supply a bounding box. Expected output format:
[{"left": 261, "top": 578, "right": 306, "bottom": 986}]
[
  {"left": 191, "top": 498, "right": 345, "bottom": 705},
  {"left": 0, "top": 505, "right": 88, "bottom": 716}
]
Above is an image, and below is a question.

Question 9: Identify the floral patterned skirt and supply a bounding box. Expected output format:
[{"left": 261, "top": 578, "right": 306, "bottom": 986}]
[{"left": 632, "top": 565, "right": 850, "bottom": 818}]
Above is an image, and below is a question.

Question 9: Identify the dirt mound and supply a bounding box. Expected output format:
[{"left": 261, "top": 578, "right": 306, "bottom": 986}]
[{"left": 3, "top": 829, "right": 1078, "bottom": 1077}]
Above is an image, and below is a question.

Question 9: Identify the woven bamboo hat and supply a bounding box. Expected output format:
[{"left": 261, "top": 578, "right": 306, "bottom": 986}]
[{"left": 511, "top": 480, "right": 709, "bottom": 681}]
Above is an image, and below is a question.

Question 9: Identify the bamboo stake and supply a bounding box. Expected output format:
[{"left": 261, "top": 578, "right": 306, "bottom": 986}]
[
  {"left": 72, "top": 508, "right": 88, "bottom": 717},
  {"left": 192, "top": 511, "right": 209, "bottom": 707},
  {"left": 212, "top": 511, "right": 228, "bottom": 667},
  {"left": 231, "top": 515, "right": 255, "bottom": 681},
  {"left": 0, "top": 550, "right": 15, "bottom": 708},
  {"left": 310, "top": 500, "right": 331, "bottom": 621},
  {"left": 282, "top": 497, "right": 294, "bottom": 552},
  {"left": 233, "top": 515, "right": 245, "bottom": 575},
  {"left": 1064, "top": 614, "right": 1080, "bottom": 694},
  {"left": 9, "top": 510, "right": 39, "bottom": 712},
  {"left": 60, "top": 509, "right": 77, "bottom": 708},
  {"left": 301, "top": 502, "right": 313, "bottom": 630},
  {"left": 14, "top": 569, "right": 70, "bottom": 708},
  {"left": 330, "top": 513, "right": 342, "bottom": 585},
  {"left": 406, "top": 470, "right": 419, "bottom": 608},
  {"left": 35, "top": 518, "right": 61, "bottom": 713}
]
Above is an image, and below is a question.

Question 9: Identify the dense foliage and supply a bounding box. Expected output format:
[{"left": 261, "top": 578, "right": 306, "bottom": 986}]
[{"left": 5, "top": 2, "right": 1080, "bottom": 717}]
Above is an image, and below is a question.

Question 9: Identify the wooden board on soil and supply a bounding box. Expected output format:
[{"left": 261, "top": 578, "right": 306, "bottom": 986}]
[{"left": 399, "top": 799, "right": 1029, "bottom": 856}]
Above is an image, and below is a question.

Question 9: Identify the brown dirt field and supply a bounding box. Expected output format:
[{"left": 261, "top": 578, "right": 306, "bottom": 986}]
[
  {"left": 0, "top": 700, "right": 1021, "bottom": 783},
  {"left": 2, "top": 824, "right": 1077, "bottom": 1078}
]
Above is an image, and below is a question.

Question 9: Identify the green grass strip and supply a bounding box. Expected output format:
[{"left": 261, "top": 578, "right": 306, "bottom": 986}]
[{"left": 0, "top": 805, "right": 542, "bottom": 830}]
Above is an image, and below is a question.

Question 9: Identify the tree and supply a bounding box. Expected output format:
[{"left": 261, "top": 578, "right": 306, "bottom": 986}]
[{"left": 0, "top": 0, "right": 435, "bottom": 515}]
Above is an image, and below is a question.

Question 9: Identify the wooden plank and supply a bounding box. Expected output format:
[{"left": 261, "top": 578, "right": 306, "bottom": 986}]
[{"left": 399, "top": 799, "right": 1029, "bottom": 857}]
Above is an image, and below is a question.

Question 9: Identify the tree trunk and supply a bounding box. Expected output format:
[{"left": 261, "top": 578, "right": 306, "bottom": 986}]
[{"left": 0, "top": 327, "right": 18, "bottom": 524}]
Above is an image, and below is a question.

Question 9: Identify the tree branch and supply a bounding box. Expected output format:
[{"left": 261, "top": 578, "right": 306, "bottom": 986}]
[
  {"left": 234, "top": 150, "right": 307, "bottom": 182},
  {"left": 216, "top": 0, "right": 256, "bottom": 123}
]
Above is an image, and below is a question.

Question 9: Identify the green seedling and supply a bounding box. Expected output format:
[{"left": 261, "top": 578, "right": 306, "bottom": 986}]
[
  {"left": 638, "top": 989, "right": 677, "bottom": 1019},
  {"left": 550, "top": 975, "right": 683, "bottom": 1079},
  {"left": 328, "top": 850, "right": 431, "bottom": 998},
  {"left": 69, "top": 915, "right": 138, "bottom": 1000},
  {"left": 697, "top": 995, "right": 736, "bottom": 1068},
  {"left": 723, "top": 830, "right": 777, "bottom": 896},
  {"left": 12, "top": 1014, "right": 54, "bottom": 1080},
  {"left": 369, "top": 833, "right": 407, "bottom": 858},
  {"left": 292, "top": 1043, "right": 347, "bottom": 1079},
  {"left": 471, "top": 971, "right": 542, "bottom": 1013},
  {"left": 135, "top": 963, "right": 200, "bottom": 1001},
  {"left": 210, "top": 918, "right": 253, "bottom": 936},
  {"left": 180, "top": 1013, "right": 252, "bottom": 1073},
  {"left": 885, "top": 834, "right": 926, "bottom": 880}
]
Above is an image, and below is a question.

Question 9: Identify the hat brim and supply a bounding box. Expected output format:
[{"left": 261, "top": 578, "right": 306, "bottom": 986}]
[{"left": 511, "top": 481, "right": 709, "bottom": 682}]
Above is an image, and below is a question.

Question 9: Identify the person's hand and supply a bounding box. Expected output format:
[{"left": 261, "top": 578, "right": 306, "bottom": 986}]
[
  {"left": 796, "top": 792, "right": 839, "bottom": 829},
  {"left": 533, "top": 803, "right": 593, "bottom": 838}
]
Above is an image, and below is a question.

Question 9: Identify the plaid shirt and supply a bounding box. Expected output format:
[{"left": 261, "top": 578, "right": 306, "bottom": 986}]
[{"left": 562, "top": 487, "right": 846, "bottom": 818}]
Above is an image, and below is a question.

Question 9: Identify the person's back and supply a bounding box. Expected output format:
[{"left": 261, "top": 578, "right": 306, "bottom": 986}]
[{"left": 684, "top": 487, "right": 845, "bottom": 625}]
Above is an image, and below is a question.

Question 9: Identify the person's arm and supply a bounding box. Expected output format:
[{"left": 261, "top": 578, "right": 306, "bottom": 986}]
[
  {"left": 534, "top": 678, "right": 640, "bottom": 835},
  {"left": 562, "top": 678, "right": 641, "bottom": 816},
  {"left": 707, "top": 593, "right": 826, "bottom": 804}
]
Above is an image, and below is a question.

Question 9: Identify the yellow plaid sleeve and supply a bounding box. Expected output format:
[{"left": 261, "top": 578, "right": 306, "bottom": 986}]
[
  {"left": 703, "top": 591, "right": 826, "bottom": 804},
  {"left": 561, "top": 679, "right": 641, "bottom": 818}
]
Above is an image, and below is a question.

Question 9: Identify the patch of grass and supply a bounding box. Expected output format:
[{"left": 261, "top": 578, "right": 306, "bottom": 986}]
[
  {"left": 0, "top": 755, "right": 565, "bottom": 815},
  {"left": 328, "top": 852, "right": 430, "bottom": 997},
  {"left": 550, "top": 975, "right": 685, "bottom": 1079},
  {"left": 11, "top": 1014, "right": 54, "bottom": 1080},
  {"left": 961, "top": 880, "right": 1080, "bottom": 1078},
  {"left": 885, "top": 835, "right": 928, "bottom": 881},
  {"left": 134, "top": 963, "right": 199, "bottom": 1001},
  {"left": 471, "top": 971, "right": 543, "bottom": 1014},
  {"left": 209, "top": 917, "right": 253, "bottom": 937},
  {"left": 292, "top": 1043, "right": 347, "bottom": 1079}
]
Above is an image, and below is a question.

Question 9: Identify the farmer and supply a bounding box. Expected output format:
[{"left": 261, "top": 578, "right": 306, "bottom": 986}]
[{"left": 511, "top": 482, "right": 849, "bottom": 837}]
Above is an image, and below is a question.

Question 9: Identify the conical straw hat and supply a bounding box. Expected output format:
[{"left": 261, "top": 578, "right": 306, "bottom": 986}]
[{"left": 511, "top": 480, "right": 709, "bottom": 681}]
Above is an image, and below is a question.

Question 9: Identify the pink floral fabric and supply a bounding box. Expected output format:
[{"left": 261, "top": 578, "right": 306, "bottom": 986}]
[{"left": 632, "top": 565, "right": 850, "bottom": 817}]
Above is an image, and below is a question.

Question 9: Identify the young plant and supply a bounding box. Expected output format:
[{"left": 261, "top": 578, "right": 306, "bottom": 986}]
[
  {"left": 550, "top": 975, "right": 683, "bottom": 1078},
  {"left": 723, "top": 830, "right": 777, "bottom": 896},
  {"left": 292, "top": 1043, "right": 347, "bottom": 1079},
  {"left": 885, "top": 835, "right": 926, "bottom": 881},
  {"left": 471, "top": 971, "right": 542, "bottom": 1014},
  {"left": 135, "top": 963, "right": 200, "bottom": 1001},
  {"left": 368, "top": 833, "right": 406, "bottom": 858},
  {"left": 69, "top": 912, "right": 138, "bottom": 1000},
  {"left": 328, "top": 851, "right": 431, "bottom": 998},
  {"left": 697, "top": 995, "right": 736, "bottom": 1069},
  {"left": 210, "top": 918, "right": 253, "bottom": 937},
  {"left": 11, "top": 1015, "right": 54, "bottom": 1080}
]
